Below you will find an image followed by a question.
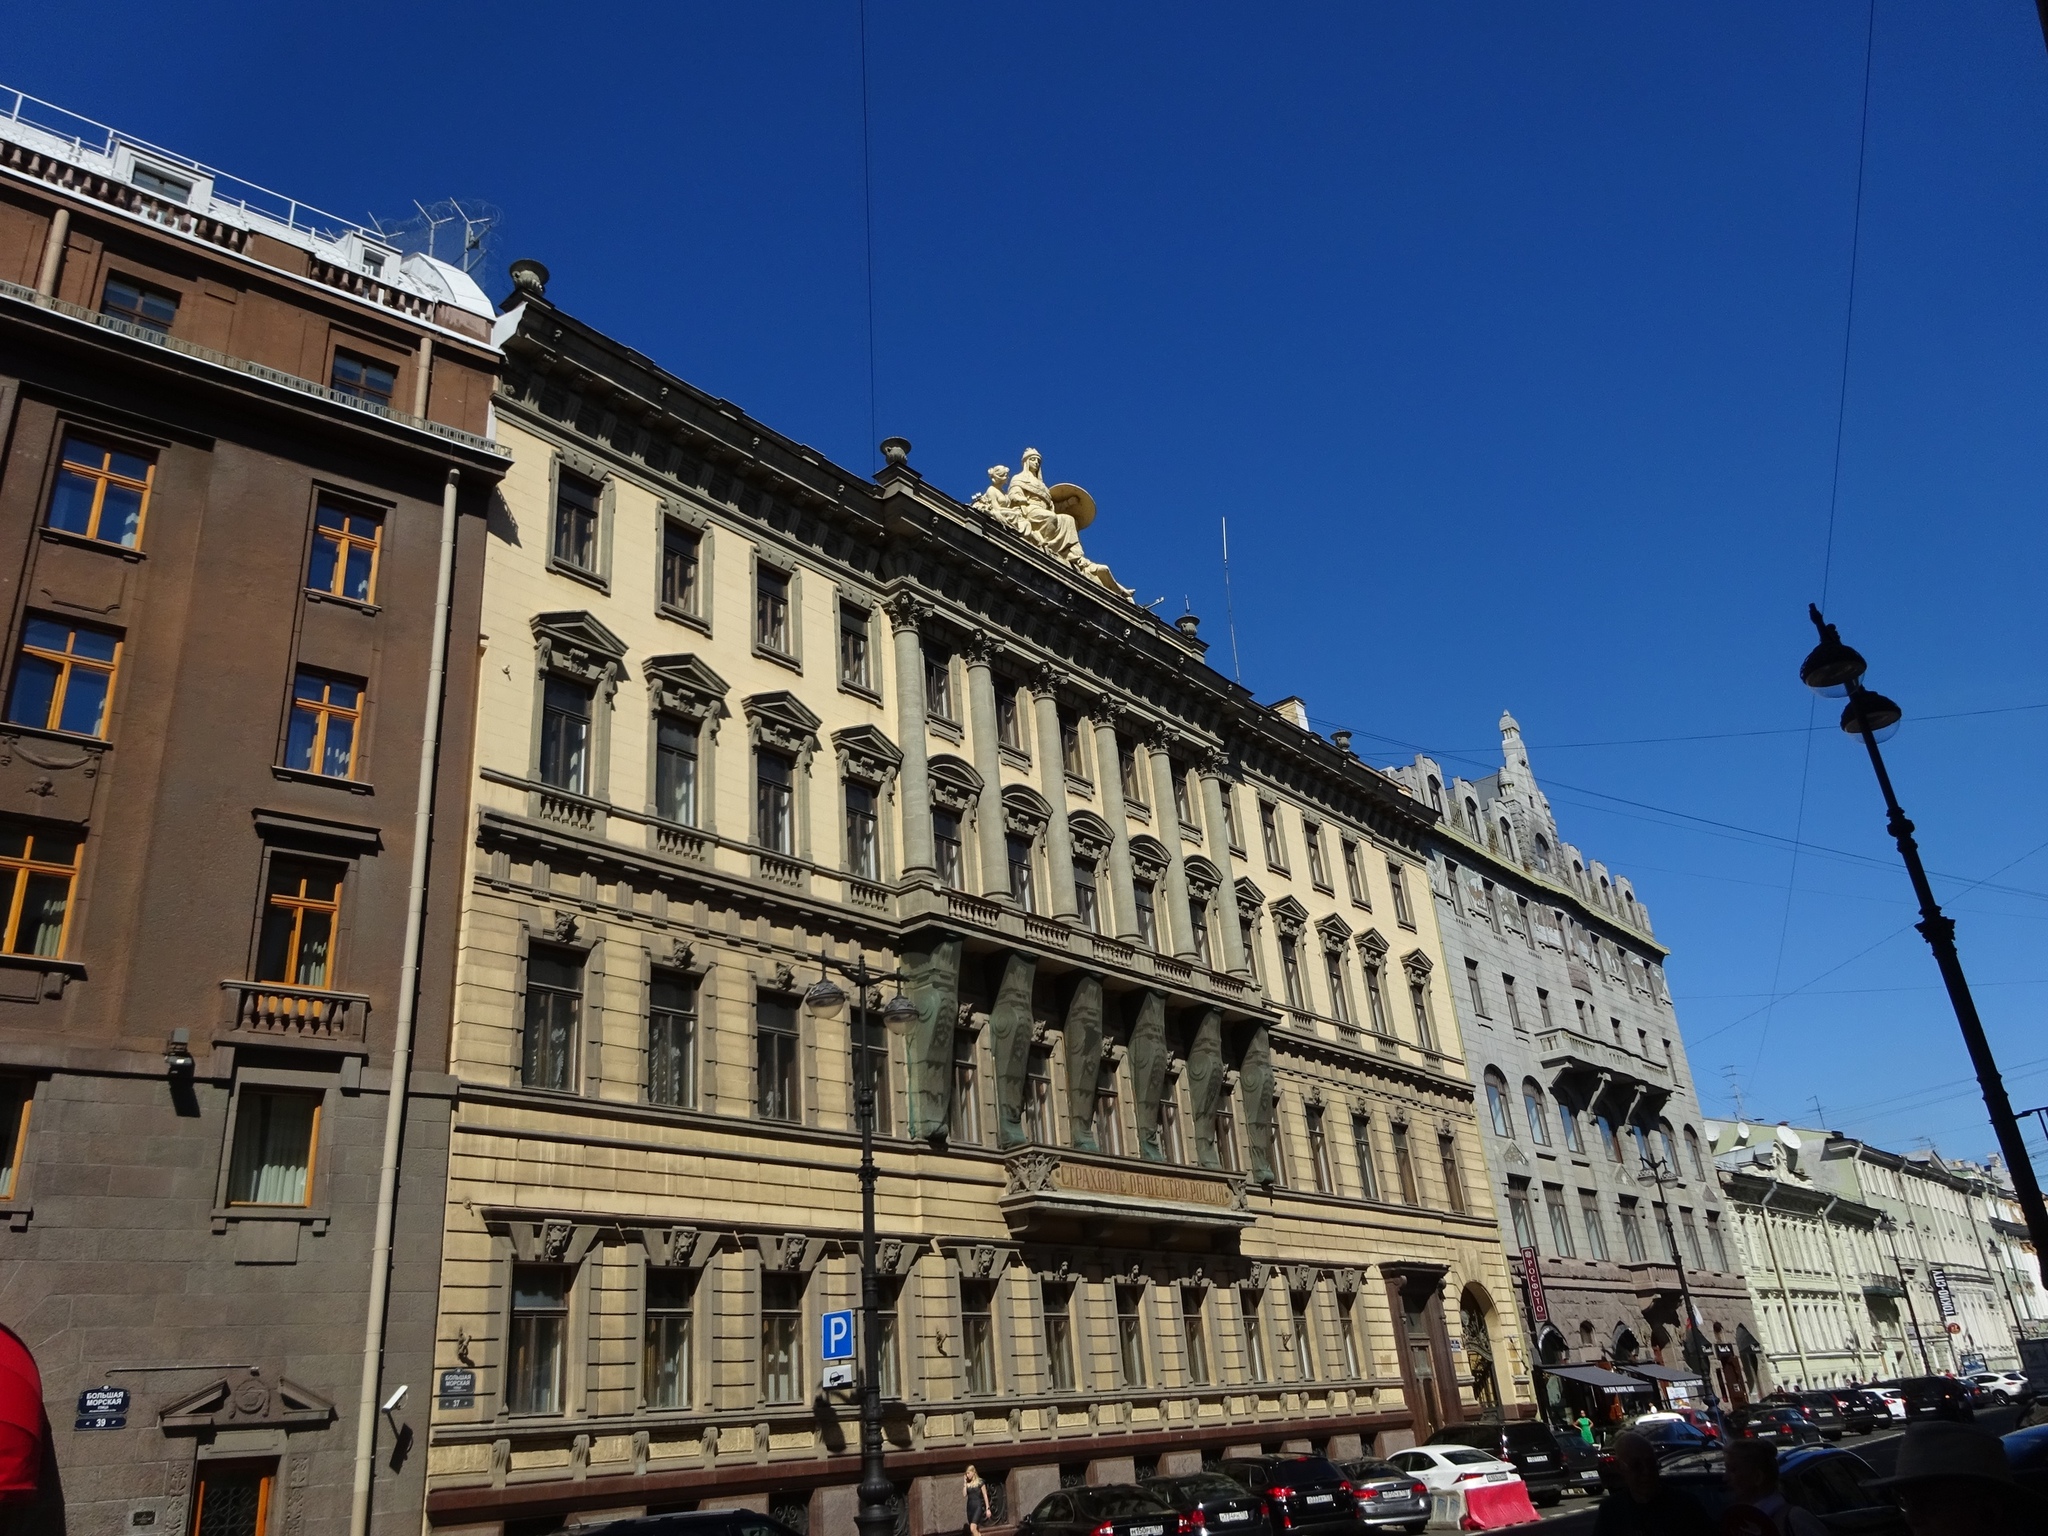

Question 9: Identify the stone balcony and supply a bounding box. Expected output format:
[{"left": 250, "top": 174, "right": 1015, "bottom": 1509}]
[
  {"left": 998, "top": 1146, "right": 1254, "bottom": 1250},
  {"left": 1536, "top": 1025, "right": 1672, "bottom": 1101},
  {"left": 219, "top": 979, "right": 370, "bottom": 1051}
]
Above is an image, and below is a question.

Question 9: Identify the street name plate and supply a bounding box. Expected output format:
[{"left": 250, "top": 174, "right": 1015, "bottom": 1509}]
[
  {"left": 75, "top": 1385, "right": 128, "bottom": 1430},
  {"left": 437, "top": 1368, "right": 476, "bottom": 1409}
]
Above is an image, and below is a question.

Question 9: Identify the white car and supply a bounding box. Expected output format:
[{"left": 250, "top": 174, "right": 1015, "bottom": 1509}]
[
  {"left": 1385, "top": 1445, "right": 1524, "bottom": 1495},
  {"left": 1971, "top": 1370, "right": 2034, "bottom": 1404},
  {"left": 1872, "top": 1388, "right": 1908, "bottom": 1421}
]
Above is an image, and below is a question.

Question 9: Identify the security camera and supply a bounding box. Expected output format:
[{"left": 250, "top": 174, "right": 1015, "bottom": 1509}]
[{"left": 381, "top": 1384, "right": 408, "bottom": 1414}]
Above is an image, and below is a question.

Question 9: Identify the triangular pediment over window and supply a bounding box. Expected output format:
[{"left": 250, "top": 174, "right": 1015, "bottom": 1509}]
[
  {"left": 159, "top": 1369, "right": 335, "bottom": 1431},
  {"left": 1269, "top": 895, "right": 1311, "bottom": 937},
  {"left": 744, "top": 692, "right": 823, "bottom": 756},
  {"left": 832, "top": 724, "right": 902, "bottom": 780},
  {"left": 531, "top": 610, "right": 627, "bottom": 661},
  {"left": 1315, "top": 912, "right": 1353, "bottom": 948},
  {"left": 646, "top": 653, "right": 730, "bottom": 722}
]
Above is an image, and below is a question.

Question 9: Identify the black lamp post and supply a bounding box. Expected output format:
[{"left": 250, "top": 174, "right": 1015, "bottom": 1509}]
[
  {"left": 1800, "top": 607, "right": 2048, "bottom": 1291},
  {"left": 1879, "top": 1215, "right": 1936, "bottom": 1377},
  {"left": 805, "top": 950, "right": 920, "bottom": 1536},
  {"left": 1639, "top": 1153, "right": 1722, "bottom": 1429}
]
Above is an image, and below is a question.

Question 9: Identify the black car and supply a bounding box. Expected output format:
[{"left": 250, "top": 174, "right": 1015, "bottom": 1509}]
[
  {"left": 1551, "top": 1432, "right": 1606, "bottom": 1495},
  {"left": 1726, "top": 1405, "right": 1824, "bottom": 1446},
  {"left": 1334, "top": 1459, "right": 1431, "bottom": 1533},
  {"left": 1214, "top": 1456, "right": 1361, "bottom": 1534},
  {"left": 1883, "top": 1375, "right": 1976, "bottom": 1423},
  {"left": 577, "top": 1516, "right": 801, "bottom": 1536},
  {"left": 1019, "top": 1485, "right": 1180, "bottom": 1536},
  {"left": 1649, "top": 1445, "right": 1908, "bottom": 1534},
  {"left": 1630, "top": 1417, "right": 1717, "bottom": 1459},
  {"left": 1794, "top": 1390, "right": 1845, "bottom": 1440},
  {"left": 1828, "top": 1388, "right": 1885, "bottom": 1434},
  {"left": 1426, "top": 1421, "right": 1569, "bottom": 1506},
  {"left": 1141, "top": 1472, "right": 1271, "bottom": 1536},
  {"left": 2004, "top": 1422, "right": 2048, "bottom": 1500}
]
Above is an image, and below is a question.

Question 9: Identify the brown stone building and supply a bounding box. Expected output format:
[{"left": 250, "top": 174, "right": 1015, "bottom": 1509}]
[{"left": 0, "top": 92, "right": 505, "bottom": 1531}]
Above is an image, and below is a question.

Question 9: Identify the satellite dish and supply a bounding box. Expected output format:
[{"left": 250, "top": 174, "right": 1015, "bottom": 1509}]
[
  {"left": 1735, "top": 1122, "right": 1751, "bottom": 1144},
  {"left": 1779, "top": 1126, "right": 1803, "bottom": 1151},
  {"left": 1049, "top": 483, "right": 1096, "bottom": 530}
]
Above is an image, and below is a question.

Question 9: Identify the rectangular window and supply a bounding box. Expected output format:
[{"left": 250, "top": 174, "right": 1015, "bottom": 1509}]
[
  {"left": 1074, "top": 861, "right": 1100, "bottom": 933},
  {"left": 101, "top": 274, "right": 179, "bottom": 334},
  {"left": 1538, "top": 987, "right": 1553, "bottom": 1028},
  {"left": 934, "top": 810, "right": 964, "bottom": 890},
  {"left": 1410, "top": 974, "right": 1439, "bottom": 1051},
  {"left": 1580, "top": 1192, "right": 1611, "bottom": 1261},
  {"left": 1239, "top": 1290, "right": 1268, "bottom": 1382},
  {"left": 845, "top": 781, "right": 879, "bottom": 878},
  {"left": 1307, "top": 1106, "right": 1334, "bottom": 1193},
  {"left": 1215, "top": 1099, "right": 1241, "bottom": 1174},
  {"left": 521, "top": 944, "right": 582, "bottom": 1091},
  {"left": 1259, "top": 802, "right": 1285, "bottom": 868},
  {"left": 257, "top": 858, "right": 341, "bottom": 990},
  {"left": 1680, "top": 1208, "right": 1705, "bottom": 1269},
  {"left": 1707, "top": 1213, "right": 1730, "bottom": 1271},
  {"left": 1134, "top": 881, "right": 1159, "bottom": 951},
  {"left": 1060, "top": 712, "right": 1086, "bottom": 776},
  {"left": 1507, "top": 1179, "right": 1539, "bottom": 1252},
  {"left": 1619, "top": 1198, "right": 1649, "bottom": 1262},
  {"left": 1351, "top": 1114, "right": 1381, "bottom": 1201},
  {"left": 284, "top": 670, "right": 362, "bottom": 779},
  {"left": 961, "top": 1280, "right": 997, "bottom": 1395},
  {"left": 1392, "top": 1122, "right": 1421, "bottom": 1206},
  {"left": 0, "top": 1080, "right": 28, "bottom": 1201},
  {"left": 877, "top": 1281, "right": 902, "bottom": 1399},
  {"left": 1188, "top": 898, "right": 1211, "bottom": 967},
  {"left": 755, "top": 565, "right": 791, "bottom": 654},
  {"left": 1290, "top": 1292, "right": 1318, "bottom": 1382},
  {"left": 1278, "top": 935, "right": 1305, "bottom": 1010},
  {"left": 1181, "top": 1289, "right": 1210, "bottom": 1385},
  {"left": 226, "top": 1089, "right": 320, "bottom": 1206},
  {"left": 7, "top": 616, "right": 120, "bottom": 738},
  {"left": 1116, "top": 1287, "right": 1148, "bottom": 1388},
  {"left": 852, "top": 1018, "right": 891, "bottom": 1136},
  {"left": 1439, "top": 1133, "right": 1468, "bottom": 1214},
  {"left": 0, "top": 825, "right": 78, "bottom": 959},
  {"left": 508, "top": 1265, "right": 569, "bottom": 1414},
  {"left": 1093, "top": 1068, "right": 1124, "bottom": 1157},
  {"left": 131, "top": 163, "right": 192, "bottom": 203},
  {"left": 924, "top": 652, "right": 954, "bottom": 721},
  {"left": 306, "top": 498, "right": 382, "bottom": 604},
  {"left": 1220, "top": 784, "right": 1243, "bottom": 851},
  {"left": 755, "top": 750, "right": 793, "bottom": 853},
  {"left": 1024, "top": 1051, "right": 1054, "bottom": 1145},
  {"left": 1338, "top": 1293, "right": 1364, "bottom": 1378},
  {"left": 1388, "top": 861, "right": 1415, "bottom": 926},
  {"left": 995, "top": 677, "right": 1022, "bottom": 750},
  {"left": 761, "top": 1273, "right": 804, "bottom": 1404},
  {"left": 1342, "top": 840, "right": 1366, "bottom": 904},
  {"left": 1007, "top": 834, "right": 1035, "bottom": 912},
  {"left": 539, "top": 676, "right": 591, "bottom": 793},
  {"left": 1363, "top": 961, "right": 1390, "bottom": 1034},
  {"left": 950, "top": 1030, "right": 981, "bottom": 1144},
  {"left": 1464, "top": 958, "right": 1486, "bottom": 1015},
  {"left": 838, "top": 603, "right": 872, "bottom": 689},
  {"left": 1269, "top": 1094, "right": 1291, "bottom": 1187},
  {"left": 1304, "top": 822, "right": 1330, "bottom": 889},
  {"left": 648, "top": 970, "right": 697, "bottom": 1109},
  {"left": 1546, "top": 1184, "right": 1576, "bottom": 1256},
  {"left": 48, "top": 433, "right": 152, "bottom": 549},
  {"left": 193, "top": 1462, "right": 274, "bottom": 1535},
  {"left": 1043, "top": 1282, "right": 1077, "bottom": 1391},
  {"left": 661, "top": 522, "right": 700, "bottom": 615},
  {"left": 656, "top": 717, "right": 698, "bottom": 825},
  {"left": 1503, "top": 976, "right": 1523, "bottom": 1029},
  {"left": 1119, "top": 738, "right": 1144, "bottom": 803},
  {"left": 331, "top": 348, "right": 396, "bottom": 408},
  {"left": 1172, "top": 762, "right": 1195, "bottom": 827},
  {"left": 756, "top": 993, "right": 799, "bottom": 1123},
  {"left": 643, "top": 1267, "right": 695, "bottom": 1409},
  {"left": 1161, "top": 1091, "right": 1186, "bottom": 1164},
  {"left": 1324, "top": 950, "right": 1350, "bottom": 1024}
]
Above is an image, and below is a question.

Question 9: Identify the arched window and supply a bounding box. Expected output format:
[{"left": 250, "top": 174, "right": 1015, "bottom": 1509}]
[
  {"left": 1522, "top": 1079, "right": 1551, "bottom": 1146},
  {"left": 1630, "top": 1123, "right": 1651, "bottom": 1168},
  {"left": 1556, "top": 1093, "right": 1585, "bottom": 1153},
  {"left": 1465, "top": 798, "right": 1482, "bottom": 838},
  {"left": 1657, "top": 1119, "right": 1679, "bottom": 1171},
  {"left": 1484, "top": 1069, "right": 1514, "bottom": 1140},
  {"left": 1498, "top": 819, "right": 1515, "bottom": 859},
  {"left": 1427, "top": 775, "right": 1444, "bottom": 813},
  {"left": 1532, "top": 835, "right": 1551, "bottom": 873},
  {"left": 1684, "top": 1126, "right": 1706, "bottom": 1181},
  {"left": 1594, "top": 1113, "right": 1620, "bottom": 1161}
]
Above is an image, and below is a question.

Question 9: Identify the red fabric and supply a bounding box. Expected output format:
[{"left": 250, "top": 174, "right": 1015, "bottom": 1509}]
[
  {"left": 1458, "top": 1479, "right": 1540, "bottom": 1530},
  {"left": 0, "top": 1325, "right": 44, "bottom": 1500}
]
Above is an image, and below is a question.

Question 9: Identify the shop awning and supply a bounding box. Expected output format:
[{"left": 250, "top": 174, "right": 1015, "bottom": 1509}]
[
  {"left": 0, "top": 1325, "right": 43, "bottom": 1503},
  {"left": 1623, "top": 1363, "right": 1703, "bottom": 1385},
  {"left": 1542, "top": 1364, "right": 1650, "bottom": 1395}
]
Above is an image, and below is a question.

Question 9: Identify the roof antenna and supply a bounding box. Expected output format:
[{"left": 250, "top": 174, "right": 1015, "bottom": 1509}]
[
  {"left": 1220, "top": 516, "right": 1243, "bottom": 683},
  {"left": 1721, "top": 1066, "right": 1748, "bottom": 1120}
]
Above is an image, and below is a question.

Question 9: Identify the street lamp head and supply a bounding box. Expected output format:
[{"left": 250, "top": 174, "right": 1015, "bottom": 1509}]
[
  {"left": 1800, "top": 605, "right": 1869, "bottom": 697},
  {"left": 805, "top": 978, "right": 848, "bottom": 1022},
  {"left": 1839, "top": 688, "right": 1902, "bottom": 742},
  {"left": 880, "top": 992, "right": 920, "bottom": 1038}
]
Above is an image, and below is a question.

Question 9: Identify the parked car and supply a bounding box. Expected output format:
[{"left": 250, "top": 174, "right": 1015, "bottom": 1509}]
[
  {"left": 1018, "top": 1485, "right": 1180, "bottom": 1536},
  {"left": 1550, "top": 1432, "right": 1606, "bottom": 1495},
  {"left": 1629, "top": 1417, "right": 1719, "bottom": 1459},
  {"left": 1140, "top": 1472, "right": 1272, "bottom": 1536},
  {"left": 1384, "top": 1444, "right": 1523, "bottom": 1501},
  {"left": 1332, "top": 1460, "right": 1432, "bottom": 1534},
  {"left": 1726, "top": 1405, "right": 1824, "bottom": 1446},
  {"left": 1794, "top": 1390, "right": 1846, "bottom": 1440},
  {"left": 1882, "top": 1375, "right": 1976, "bottom": 1423},
  {"left": 1871, "top": 1386, "right": 1909, "bottom": 1421},
  {"left": 1975, "top": 1369, "right": 2037, "bottom": 1406},
  {"left": 1648, "top": 1445, "right": 1908, "bottom": 1535},
  {"left": 1426, "top": 1420, "right": 1570, "bottom": 1505},
  {"left": 1636, "top": 1408, "right": 1721, "bottom": 1443},
  {"left": 1828, "top": 1388, "right": 1886, "bottom": 1433},
  {"left": 576, "top": 1516, "right": 802, "bottom": 1536},
  {"left": 1213, "top": 1456, "right": 1360, "bottom": 1535}
]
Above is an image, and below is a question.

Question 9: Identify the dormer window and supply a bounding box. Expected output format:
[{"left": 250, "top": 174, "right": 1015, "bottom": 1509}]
[
  {"left": 131, "top": 163, "right": 192, "bottom": 204},
  {"left": 362, "top": 251, "right": 385, "bottom": 277}
]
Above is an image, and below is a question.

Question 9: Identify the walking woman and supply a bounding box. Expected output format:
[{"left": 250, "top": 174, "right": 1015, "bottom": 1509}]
[{"left": 964, "top": 1464, "right": 991, "bottom": 1536}]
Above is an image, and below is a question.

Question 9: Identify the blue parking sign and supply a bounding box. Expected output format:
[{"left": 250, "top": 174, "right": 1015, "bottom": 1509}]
[{"left": 822, "top": 1309, "right": 855, "bottom": 1361}]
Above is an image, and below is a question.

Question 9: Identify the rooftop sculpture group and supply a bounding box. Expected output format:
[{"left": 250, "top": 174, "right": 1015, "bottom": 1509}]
[{"left": 970, "top": 447, "right": 1135, "bottom": 601}]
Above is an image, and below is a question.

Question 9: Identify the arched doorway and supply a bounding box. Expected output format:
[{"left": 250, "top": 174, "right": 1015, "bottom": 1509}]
[
  {"left": 1612, "top": 1325, "right": 1641, "bottom": 1365},
  {"left": 1460, "top": 1285, "right": 1501, "bottom": 1422}
]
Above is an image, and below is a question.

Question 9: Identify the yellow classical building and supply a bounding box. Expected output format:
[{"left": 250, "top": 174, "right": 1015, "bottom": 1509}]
[{"left": 423, "top": 265, "right": 1532, "bottom": 1532}]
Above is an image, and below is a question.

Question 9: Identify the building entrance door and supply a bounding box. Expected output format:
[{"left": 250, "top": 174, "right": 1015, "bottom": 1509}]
[{"left": 1405, "top": 1296, "right": 1442, "bottom": 1441}]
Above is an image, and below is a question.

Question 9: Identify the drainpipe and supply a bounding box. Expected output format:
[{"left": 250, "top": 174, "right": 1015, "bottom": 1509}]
[
  {"left": 1814, "top": 1196, "right": 1860, "bottom": 1383},
  {"left": 35, "top": 207, "right": 69, "bottom": 297},
  {"left": 1756, "top": 1180, "right": 1812, "bottom": 1388},
  {"left": 349, "top": 468, "right": 462, "bottom": 1536}
]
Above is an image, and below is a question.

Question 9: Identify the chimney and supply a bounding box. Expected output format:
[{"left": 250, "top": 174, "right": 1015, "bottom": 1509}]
[{"left": 1273, "top": 697, "right": 1310, "bottom": 731}]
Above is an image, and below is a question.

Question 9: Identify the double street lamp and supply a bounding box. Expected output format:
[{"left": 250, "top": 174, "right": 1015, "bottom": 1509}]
[
  {"left": 1878, "top": 1215, "right": 1936, "bottom": 1377},
  {"left": 1638, "top": 1153, "right": 1722, "bottom": 1427},
  {"left": 804, "top": 951, "right": 920, "bottom": 1536},
  {"left": 1799, "top": 608, "right": 2048, "bottom": 1291}
]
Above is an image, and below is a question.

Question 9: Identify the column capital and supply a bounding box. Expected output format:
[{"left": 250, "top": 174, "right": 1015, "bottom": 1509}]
[
  {"left": 1143, "top": 720, "right": 1183, "bottom": 754},
  {"left": 1191, "top": 744, "right": 1233, "bottom": 778},
  {"left": 958, "top": 628, "right": 1000, "bottom": 667},
  {"left": 1094, "top": 697, "right": 1142, "bottom": 736},
  {"left": 883, "top": 592, "right": 930, "bottom": 634},
  {"left": 1025, "top": 661, "right": 1067, "bottom": 700}
]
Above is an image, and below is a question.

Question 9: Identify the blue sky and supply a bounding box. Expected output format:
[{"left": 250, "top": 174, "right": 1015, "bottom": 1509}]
[{"left": 15, "top": 2, "right": 2048, "bottom": 1161}]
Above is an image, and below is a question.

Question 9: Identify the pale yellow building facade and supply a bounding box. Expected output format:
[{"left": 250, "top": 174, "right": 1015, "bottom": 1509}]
[{"left": 422, "top": 276, "right": 1532, "bottom": 1532}]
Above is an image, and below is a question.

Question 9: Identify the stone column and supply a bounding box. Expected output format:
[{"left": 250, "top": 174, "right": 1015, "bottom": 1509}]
[
  {"left": 1090, "top": 705, "right": 1141, "bottom": 942},
  {"left": 1146, "top": 730, "right": 1198, "bottom": 959},
  {"left": 1029, "top": 667, "right": 1079, "bottom": 921},
  {"left": 961, "top": 631, "right": 1011, "bottom": 901},
  {"left": 887, "top": 595, "right": 935, "bottom": 879},
  {"left": 1198, "top": 755, "right": 1251, "bottom": 975}
]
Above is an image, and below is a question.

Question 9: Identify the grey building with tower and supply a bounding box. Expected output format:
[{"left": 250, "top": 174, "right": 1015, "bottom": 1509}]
[{"left": 1388, "top": 715, "right": 1765, "bottom": 1418}]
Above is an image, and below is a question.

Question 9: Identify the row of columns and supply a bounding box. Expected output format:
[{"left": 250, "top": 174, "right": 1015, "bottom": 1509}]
[{"left": 883, "top": 596, "right": 1252, "bottom": 977}]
